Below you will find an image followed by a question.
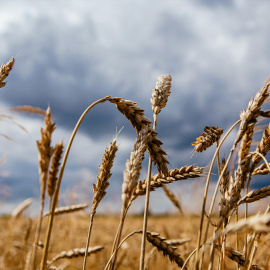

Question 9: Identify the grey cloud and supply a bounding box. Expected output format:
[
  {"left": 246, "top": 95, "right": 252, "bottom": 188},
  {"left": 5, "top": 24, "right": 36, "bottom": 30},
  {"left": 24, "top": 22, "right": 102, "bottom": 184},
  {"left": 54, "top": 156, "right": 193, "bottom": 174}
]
[{"left": 1, "top": 1, "right": 270, "bottom": 214}]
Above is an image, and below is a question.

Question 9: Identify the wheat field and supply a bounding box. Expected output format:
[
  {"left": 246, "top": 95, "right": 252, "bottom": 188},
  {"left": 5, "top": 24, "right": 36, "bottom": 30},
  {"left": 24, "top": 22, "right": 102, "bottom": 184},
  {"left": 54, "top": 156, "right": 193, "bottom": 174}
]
[{"left": 0, "top": 57, "right": 270, "bottom": 269}]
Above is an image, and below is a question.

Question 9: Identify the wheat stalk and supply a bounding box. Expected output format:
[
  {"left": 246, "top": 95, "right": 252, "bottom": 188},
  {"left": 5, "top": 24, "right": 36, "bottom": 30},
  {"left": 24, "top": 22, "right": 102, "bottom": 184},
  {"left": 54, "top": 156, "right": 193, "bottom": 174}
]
[
  {"left": 83, "top": 134, "right": 118, "bottom": 270},
  {"left": 41, "top": 96, "right": 112, "bottom": 269},
  {"left": 140, "top": 75, "right": 173, "bottom": 270},
  {"left": 110, "top": 129, "right": 149, "bottom": 270},
  {"left": 32, "top": 106, "right": 55, "bottom": 270}
]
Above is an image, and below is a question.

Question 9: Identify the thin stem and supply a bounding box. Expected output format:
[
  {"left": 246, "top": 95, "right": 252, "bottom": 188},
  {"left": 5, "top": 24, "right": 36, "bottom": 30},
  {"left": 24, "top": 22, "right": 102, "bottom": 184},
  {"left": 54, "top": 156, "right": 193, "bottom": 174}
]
[
  {"left": 31, "top": 198, "right": 45, "bottom": 270},
  {"left": 139, "top": 156, "right": 152, "bottom": 270},
  {"left": 236, "top": 208, "right": 240, "bottom": 270},
  {"left": 104, "top": 230, "right": 141, "bottom": 270},
  {"left": 139, "top": 117, "right": 157, "bottom": 270},
  {"left": 216, "top": 140, "right": 221, "bottom": 176},
  {"left": 244, "top": 174, "right": 252, "bottom": 264},
  {"left": 40, "top": 96, "right": 111, "bottom": 270},
  {"left": 110, "top": 208, "right": 128, "bottom": 270},
  {"left": 82, "top": 211, "right": 95, "bottom": 270}
]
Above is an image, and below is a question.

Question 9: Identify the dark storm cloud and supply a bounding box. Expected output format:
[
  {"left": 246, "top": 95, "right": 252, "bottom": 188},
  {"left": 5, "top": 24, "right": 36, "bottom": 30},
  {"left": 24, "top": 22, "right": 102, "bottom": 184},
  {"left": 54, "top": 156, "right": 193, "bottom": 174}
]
[{"left": 1, "top": 1, "right": 270, "bottom": 214}]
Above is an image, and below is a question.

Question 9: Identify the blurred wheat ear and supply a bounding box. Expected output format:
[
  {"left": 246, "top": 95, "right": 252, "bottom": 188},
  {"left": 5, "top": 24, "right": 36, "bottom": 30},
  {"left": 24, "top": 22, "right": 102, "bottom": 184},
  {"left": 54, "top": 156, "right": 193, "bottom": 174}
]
[{"left": 0, "top": 57, "right": 15, "bottom": 88}]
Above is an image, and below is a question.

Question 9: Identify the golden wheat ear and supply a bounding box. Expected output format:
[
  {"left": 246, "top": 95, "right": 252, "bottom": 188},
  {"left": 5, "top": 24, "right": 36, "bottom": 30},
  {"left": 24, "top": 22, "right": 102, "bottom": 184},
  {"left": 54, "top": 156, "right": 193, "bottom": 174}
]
[
  {"left": 47, "top": 141, "right": 64, "bottom": 208},
  {"left": 192, "top": 126, "right": 223, "bottom": 153},
  {"left": 0, "top": 57, "right": 15, "bottom": 88}
]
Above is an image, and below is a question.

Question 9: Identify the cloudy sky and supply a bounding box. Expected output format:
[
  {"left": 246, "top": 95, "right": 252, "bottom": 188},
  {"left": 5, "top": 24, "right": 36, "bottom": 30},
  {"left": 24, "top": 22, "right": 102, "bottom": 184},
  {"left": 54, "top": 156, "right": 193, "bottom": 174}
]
[{"left": 1, "top": 0, "right": 270, "bottom": 215}]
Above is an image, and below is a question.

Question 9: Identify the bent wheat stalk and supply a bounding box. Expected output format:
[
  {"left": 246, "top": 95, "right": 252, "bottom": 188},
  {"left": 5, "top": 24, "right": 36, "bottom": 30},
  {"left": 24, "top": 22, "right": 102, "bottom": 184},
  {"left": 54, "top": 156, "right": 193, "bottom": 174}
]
[{"left": 40, "top": 96, "right": 111, "bottom": 270}]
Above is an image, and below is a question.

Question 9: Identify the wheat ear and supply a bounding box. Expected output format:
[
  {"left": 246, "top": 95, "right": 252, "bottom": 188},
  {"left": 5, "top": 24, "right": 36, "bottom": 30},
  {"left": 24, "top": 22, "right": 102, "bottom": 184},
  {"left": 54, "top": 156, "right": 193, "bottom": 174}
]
[
  {"left": 47, "top": 246, "right": 103, "bottom": 267},
  {"left": 131, "top": 165, "right": 204, "bottom": 201},
  {"left": 220, "top": 246, "right": 262, "bottom": 270},
  {"left": 47, "top": 141, "right": 64, "bottom": 209},
  {"left": 110, "top": 129, "right": 149, "bottom": 270},
  {"left": 252, "top": 162, "right": 270, "bottom": 175},
  {"left": 192, "top": 126, "right": 223, "bottom": 153},
  {"left": 162, "top": 185, "right": 183, "bottom": 215},
  {"left": 43, "top": 203, "right": 89, "bottom": 218},
  {"left": 238, "top": 186, "right": 270, "bottom": 205},
  {"left": 250, "top": 123, "right": 270, "bottom": 172},
  {"left": 109, "top": 97, "right": 169, "bottom": 175},
  {"left": 0, "top": 57, "right": 15, "bottom": 88},
  {"left": 83, "top": 135, "right": 118, "bottom": 270},
  {"left": 140, "top": 75, "right": 172, "bottom": 270},
  {"left": 105, "top": 230, "right": 185, "bottom": 270},
  {"left": 32, "top": 106, "right": 55, "bottom": 270}
]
